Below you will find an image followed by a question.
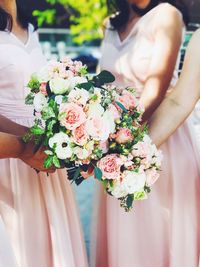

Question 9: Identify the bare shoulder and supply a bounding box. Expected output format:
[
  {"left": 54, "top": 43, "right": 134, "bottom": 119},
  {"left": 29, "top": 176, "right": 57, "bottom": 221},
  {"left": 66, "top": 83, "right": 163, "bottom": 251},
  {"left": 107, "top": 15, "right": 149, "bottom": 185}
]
[{"left": 154, "top": 3, "right": 183, "bottom": 27}]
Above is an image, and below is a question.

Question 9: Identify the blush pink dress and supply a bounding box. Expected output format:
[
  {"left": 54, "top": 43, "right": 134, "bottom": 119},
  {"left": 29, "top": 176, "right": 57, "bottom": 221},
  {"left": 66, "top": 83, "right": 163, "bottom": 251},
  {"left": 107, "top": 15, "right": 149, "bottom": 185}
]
[
  {"left": 0, "top": 25, "right": 88, "bottom": 267},
  {"left": 91, "top": 4, "right": 200, "bottom": 267}
]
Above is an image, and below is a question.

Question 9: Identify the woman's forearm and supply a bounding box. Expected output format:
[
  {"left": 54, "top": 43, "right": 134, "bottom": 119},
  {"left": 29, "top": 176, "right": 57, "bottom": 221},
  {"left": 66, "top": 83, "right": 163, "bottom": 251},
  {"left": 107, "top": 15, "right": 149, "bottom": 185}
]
[
  {"left": 0, "top": 115, "right": 28, "bottom": 135},
  {"left": 0, "top": 132, "right": 24, "bottom": 159},
  {"left": 148, "top": 95, "right": 196, "bottom": 147}
]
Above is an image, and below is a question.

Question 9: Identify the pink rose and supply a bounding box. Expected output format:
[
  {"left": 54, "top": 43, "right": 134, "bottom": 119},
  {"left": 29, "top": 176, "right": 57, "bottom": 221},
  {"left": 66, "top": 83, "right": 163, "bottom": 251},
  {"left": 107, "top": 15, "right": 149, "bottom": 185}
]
[
  {"left": 116, "top": 95, "right": 130, "bottom": 111},
  {"left": 132, "top": 142, "right": 149, "bottom": 158},
  {"left": 146, "top": 169, "right": 159, "bottom": 186},
  {"left": 85, "top": 116, "right": 110, "bottom": 141},
  {"left": 72, "top": 123, "right": 89, "bottom": 146},
  {"left": 59, "top": 103, "right": 86, "bottom": 130},
  {"left": 122, "top": 90, "right": 137, "bottom": 109},
  {"left": 98, "top": 154, "right": 122, "bottom": 180},
  {"left": 40, "top": 82, "right": 47, "bottom": 96},
  {"left": 108, "top": 104, "right": 121, "bottom": 120},
  {"left": 116, "top": 91, "right": 137, "bottom": 111},
  {"left": 99, "top": 140, "right": 109, "bottom": 154},
  {"left": 115, "top": 128, "right": 133, "bottom": 144}
]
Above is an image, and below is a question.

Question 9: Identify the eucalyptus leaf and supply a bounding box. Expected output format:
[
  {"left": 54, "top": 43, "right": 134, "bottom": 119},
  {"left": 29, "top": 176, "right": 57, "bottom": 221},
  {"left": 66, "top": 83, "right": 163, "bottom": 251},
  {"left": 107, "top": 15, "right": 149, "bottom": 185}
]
[
  {"left": 126, "top": 195, "right": 134, "bottom": 209},
  {"left": 94, "top": 167, "right": 103, "bottom": 181},
  {"left": 72, "top": 167, "right": 81, "bottom": 183},
  {"left": 78, "top": 82, "right": 93, "bottom": 91},
  {"left": 115, "top": 101, "right": 128, "bottom": 113},
  {"left": 93, "top": 70, "right": 115, "bottom": 86}
]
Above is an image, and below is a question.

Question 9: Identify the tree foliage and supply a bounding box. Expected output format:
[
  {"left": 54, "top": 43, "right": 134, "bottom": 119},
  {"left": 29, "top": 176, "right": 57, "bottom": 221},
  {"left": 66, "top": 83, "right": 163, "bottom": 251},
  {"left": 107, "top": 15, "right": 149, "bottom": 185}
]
[{"left": 33, "top": 0, "right": 108, "bottom": 44}]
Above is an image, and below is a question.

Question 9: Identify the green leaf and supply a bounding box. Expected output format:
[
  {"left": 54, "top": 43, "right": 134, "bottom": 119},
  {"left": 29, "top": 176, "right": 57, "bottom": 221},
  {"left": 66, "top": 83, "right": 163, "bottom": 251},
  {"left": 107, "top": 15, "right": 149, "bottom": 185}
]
[
  {"left": 30, "top": 126, "right": 45, "bottom": 135},
  {"left": 47, "top": 119, "right": 57, "bottom": 132},
  {"left": 93, "top": 70, "right": 115, "bottom": 86},
  {"left": 53, "top": 156, "right": 61, "bottom": 168},
  {"left": 94, "top": 167, "right": 103, "bottom": 181},
  {"left": 72, "top": 167, "right": 81, "bottom": 182},
  {"left": 44, "top": 150, "right": 53, "bottom": 156},
  {"left": 42, "top": 106, "right": 55, "bottom": 120},
  {"left": 78, "top": 82, "right": 93, "bottom": 91},
  {"left": 115, "top": 101, "right": 128, "bottom": 113},
  {"left": 44, "top": 155, "right": 53, "bottom": 169},
  {"left": 126, "top": 195, "right": 134, "bottom": 209},
  {"left": 27, "top": 74, "right": 40, "bottom": 93},
  {"left": 25, "top": 93, "right": 34, "bottom": 105}
]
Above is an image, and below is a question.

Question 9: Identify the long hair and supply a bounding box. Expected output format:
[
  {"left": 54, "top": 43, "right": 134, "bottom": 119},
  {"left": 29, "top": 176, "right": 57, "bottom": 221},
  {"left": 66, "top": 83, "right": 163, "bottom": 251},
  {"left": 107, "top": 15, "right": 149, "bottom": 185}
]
[
  {"left": 107, "top": 0, "right": 189, "bottom": 30},
  {"left": 0, "top": 0, "right": 37, "bottom": 31}
]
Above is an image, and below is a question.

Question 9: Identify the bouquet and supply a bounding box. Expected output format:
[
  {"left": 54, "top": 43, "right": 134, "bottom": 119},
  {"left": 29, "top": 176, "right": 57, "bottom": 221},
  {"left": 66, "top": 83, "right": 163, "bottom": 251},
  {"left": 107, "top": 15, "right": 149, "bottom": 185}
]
[{"left": 25, "top": 57, "right": 162, "bottom": 211}]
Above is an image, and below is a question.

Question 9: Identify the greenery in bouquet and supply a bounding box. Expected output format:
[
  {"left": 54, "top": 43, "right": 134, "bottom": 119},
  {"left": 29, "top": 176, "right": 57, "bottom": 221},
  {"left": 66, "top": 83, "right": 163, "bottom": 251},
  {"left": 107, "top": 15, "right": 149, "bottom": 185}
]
[{"left": 24, "top": 57, "right": 162, "bottom": 211}]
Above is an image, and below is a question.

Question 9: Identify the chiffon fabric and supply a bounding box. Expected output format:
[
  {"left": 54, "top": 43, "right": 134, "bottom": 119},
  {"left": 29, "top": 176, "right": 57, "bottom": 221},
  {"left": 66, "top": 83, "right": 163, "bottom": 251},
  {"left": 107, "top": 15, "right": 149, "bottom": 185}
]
[
  {"left": 91, "top": 4, "right": 200, "bottom": 267},
  {"left": 0, "top": 25, "right": 88, "bottom": 267}
]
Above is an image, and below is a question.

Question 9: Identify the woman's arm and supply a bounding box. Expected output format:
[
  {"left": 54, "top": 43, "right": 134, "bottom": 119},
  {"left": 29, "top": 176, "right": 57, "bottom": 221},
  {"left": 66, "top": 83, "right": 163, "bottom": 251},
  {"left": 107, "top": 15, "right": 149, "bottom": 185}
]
[
  {"left": 0, "top": 115, "right": 28, "bottom": 135},
  {"left": 140, "top": 5, "right": 183, "bottom": 121},
  {"left": 0, "top": 132, "right": 25, "bottom": 158},
  {"left": 148, "top": 30, "right": 200, "bottom": 147},
  {"left": 0, "top": 132, "right": 55, "bottom": 172}
]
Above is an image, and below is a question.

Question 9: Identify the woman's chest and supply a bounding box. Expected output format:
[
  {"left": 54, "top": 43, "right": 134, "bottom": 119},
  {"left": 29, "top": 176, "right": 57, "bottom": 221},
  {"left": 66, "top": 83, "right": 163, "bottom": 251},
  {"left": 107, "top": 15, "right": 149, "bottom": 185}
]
[{"left": 100, "top": 31, "right": 155, "bottom": 83}]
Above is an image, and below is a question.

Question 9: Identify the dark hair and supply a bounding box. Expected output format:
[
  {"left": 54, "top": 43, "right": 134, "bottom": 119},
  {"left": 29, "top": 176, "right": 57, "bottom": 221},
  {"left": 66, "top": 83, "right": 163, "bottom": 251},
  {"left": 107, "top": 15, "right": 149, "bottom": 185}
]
[
  {"left": 0, "top": 0, "right": 37, "bottom": 31},
  {"left": 107, "top": 0, "right": 189, "bottom": 30}
]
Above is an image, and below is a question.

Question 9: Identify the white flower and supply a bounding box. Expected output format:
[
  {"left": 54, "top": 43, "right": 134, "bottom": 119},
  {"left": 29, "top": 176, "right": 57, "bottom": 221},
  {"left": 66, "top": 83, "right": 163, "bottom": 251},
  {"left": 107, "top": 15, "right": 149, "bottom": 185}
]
[
  {"left": 85, "top": 115, "right": 111, "bottom": 141},
  {"left": 68, "top": 88, "right": 89, "bottom": 106},
  {"left": 85, "top": 140, "right": 95, "bottom": 151},
  {"left": 87, "top": 103, "right": 104, "bottom": 118},
  {"left": 111, "top": 181, "right": 127, "bottom": 198},
  {"left": 73, "top": 147, "right": 91, "bottom": 160},
  {"left": 33, "top": 92, "right": 48, "bottom": 112},
  {"left": 90, "top": 87, "right": 102, "bottom": 103},
  {"left": 37, "top": 66, "right": 51, "bottom": 83},
  {"left": 103, "top": 110, "right": 115, "bottom": 134},
  {"left": 49, "top": 132, "right": 72, "bottom": 160},
  {"left": 55, "top": 95, "right": 63, "bottom": 105},
  {"left": 49, "top": 77, "right": 71, "bottom": 95},
  {"left": 122, "top": 170, "right": 146, "bottom": 194},
  {"left": 68, "top": 76, "right": 88, "bottom": 91}
]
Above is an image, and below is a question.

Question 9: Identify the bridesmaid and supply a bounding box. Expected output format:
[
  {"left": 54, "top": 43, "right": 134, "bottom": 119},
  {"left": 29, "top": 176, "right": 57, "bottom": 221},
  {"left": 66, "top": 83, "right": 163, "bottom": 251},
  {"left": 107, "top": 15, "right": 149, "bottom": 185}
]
[
  {"left": 149, "top": 29, "right": 200, "bottom": 146},
  {"left": 91, "top": 1, "right": 200, "bottom": 267},
  {"left": 0, "top": 1, "right": 88, "bottom": 266}
]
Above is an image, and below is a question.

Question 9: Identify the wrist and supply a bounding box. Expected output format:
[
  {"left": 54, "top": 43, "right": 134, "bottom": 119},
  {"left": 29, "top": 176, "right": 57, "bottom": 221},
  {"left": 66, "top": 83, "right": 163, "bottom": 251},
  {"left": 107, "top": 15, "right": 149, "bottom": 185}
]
[{"left": 16, "top": 136, "right": 26, "bottom": 159}]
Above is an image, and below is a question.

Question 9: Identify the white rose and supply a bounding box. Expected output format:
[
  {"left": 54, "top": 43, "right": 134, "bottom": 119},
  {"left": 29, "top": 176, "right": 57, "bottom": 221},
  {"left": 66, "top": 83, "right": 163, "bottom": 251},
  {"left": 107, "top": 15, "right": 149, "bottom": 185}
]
[
  {"left": 111, "top": 181, "right": 128, "bottom": 198},
  {"left": 55, "top": 95, "right": 63, "bottom": 105},
  {"left": 33, "top": 92, "right": 48, "bottom": 112},
  {"left": 68, "top": 88, "right": 89, "bottom": 106},
  {"left": 123, "top": 170, "right": 146, "bottom": 194},
  {"left": 49, "top": 132, "right": 72, "bottom": 159},
  {"left": 87, "top": 103, "right": 104, "bottom": 118},
  {"left": 37, "top": 66, "right": 51, "bottom": 83},
  {"left": 49, "top": 77, "right": 71, "bottom": 95},
  {"left": 68, "top": 76, "right": 88, "bottom": 91}
]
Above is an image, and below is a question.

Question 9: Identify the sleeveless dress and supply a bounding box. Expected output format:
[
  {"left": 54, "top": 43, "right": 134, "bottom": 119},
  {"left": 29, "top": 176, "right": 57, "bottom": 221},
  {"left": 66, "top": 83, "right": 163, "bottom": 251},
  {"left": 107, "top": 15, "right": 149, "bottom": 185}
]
[
  {"left": 91, "top": 4, "right": 200, "bottom": 267},
  {"left": 0, "top": 25, "right": 88, "bottom": 267}
]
